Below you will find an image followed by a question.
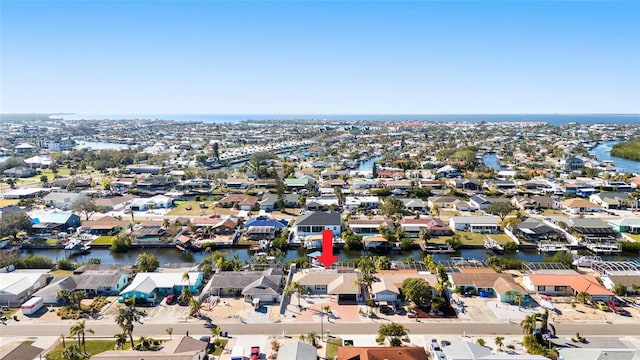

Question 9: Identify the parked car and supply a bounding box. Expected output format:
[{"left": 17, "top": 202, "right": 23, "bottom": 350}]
[
  {"left": 431, "top": 338, "right": 442, "bottom": 352},
  {"left": 380, "top": 305, "right": 394, "bottom": 315},
  {"left": 250, "top": 346, "right": 260, "bottom": 360},
  {"left": 166, "top": 294, "right": 177, "bottom": 305},
  {"left": 594, "top": 301, "right": 609, "bottom": 311}
]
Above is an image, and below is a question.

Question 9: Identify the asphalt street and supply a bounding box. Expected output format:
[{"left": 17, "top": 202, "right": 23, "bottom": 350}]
[{"left": 2, "top": 321, "right": 639, "bottom": 338}]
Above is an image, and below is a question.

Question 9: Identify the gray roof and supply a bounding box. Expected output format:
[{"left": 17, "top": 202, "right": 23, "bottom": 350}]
[
  {"left": 558, "top": 348, "right": 640, "bottom": 360},
  {"left": 33, "top": 276, "right": 76, "bottom": 299},
  {"left": 277, "top": 341, "right": 318, "bottom": 360},
  {"left": 75, "top": 274, "right": 124, "bottom": 290},
  {"left": 209, "top": 270, "right": 283, "bottom": 294},
  {"left": 0, "top": 341, "right": 44, "bottom": 360},
  {"left": 296, "top": 211, "right": 341, "bottom": 226},
  {"left": 442, "top": 341, "right": 492, "bottom": 360}
]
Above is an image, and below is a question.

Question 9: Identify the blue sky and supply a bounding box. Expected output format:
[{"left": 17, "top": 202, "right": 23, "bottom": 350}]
[{"left": 1, "top": 0, "right": 639, "bottom": 114}]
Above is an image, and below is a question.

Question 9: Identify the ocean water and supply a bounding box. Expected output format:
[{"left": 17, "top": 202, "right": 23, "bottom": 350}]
[{"left": 54, "top": 113, "right": 640, "bottom": 125}]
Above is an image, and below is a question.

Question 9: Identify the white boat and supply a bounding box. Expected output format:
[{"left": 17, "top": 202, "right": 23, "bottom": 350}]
[
  {"left": 572, "top": 255, "right": 603, "bottom": 267},
  {"left": 483, "top": 238, "right": 504, "bottom": 253},
  {"left": 537, "top": 242, "right": 569, "bottom": 253}
]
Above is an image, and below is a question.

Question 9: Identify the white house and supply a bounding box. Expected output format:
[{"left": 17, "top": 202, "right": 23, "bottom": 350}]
[
  {"left": 0, "top": 270, "right": 51, "bottom": 306},
  {"left": 449, "top": 216, "right": 499, "bottom": 233},
  {"left": 295, "top": 211, "right": 342, "bottom": 238}
]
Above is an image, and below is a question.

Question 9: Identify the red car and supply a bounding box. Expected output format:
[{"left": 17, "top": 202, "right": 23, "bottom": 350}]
[
  {"left": 166, "top": 294, "right": 176, "bottom": 305},
  {"left": 250, "top": 346, "right": 260, "bottom": 360}
]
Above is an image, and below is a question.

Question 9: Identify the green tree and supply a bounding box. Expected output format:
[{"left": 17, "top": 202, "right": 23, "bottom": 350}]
[
  {"left": 401, "top": 278, "right": 433, "bottom": 306},
  {"left": 494, "top": 336, "right": 504, "bottom": 350},
  {"left": 376, "top": 322, "right": 409, "bottom": 346},
  {"left": 40, "top": 175, "right": 48, "bottom": 185},
  {"left": 380, "top": 198, "right": 403, "bottom": 217},
  {"left": 446, "top": 235, "right": 462, "bottom": 250},
  {"left": 285, "top": 281, "right": 305, "bottom": 308},
  {"left": 189, "top": 298, "right": 201, "bottom": 317},
  {"left": 576, "top": 291, "right": 591, "bottom": 304},
  {"left": 69, "top": 320, "right": 94, "bottom": 353},
  {"left": 543, "top": 251, "right": 573, "bottom": 267},
  {"left": 612, "top": 283, "right": 627, "bottom": 296},
  {"left": 71, "top": 197, "right": 107, "bottom": 221},
  {"left": 62, "top": 344, "right": 84, "bottom": 360},
  {"left": 486, "top": 202, "right": 515, "bottom": 222},
  {"left": 116, "top": 303, "right": 141, "bottom": 349},
  {"left": 0, "top": 211, "right": 33, "bottom": 239},
  {"left": 135, "top": 253, "right": 159, "bottom": 272},
  {"left": 114, "top": 333, "right": 128, "bottom": 350},
  {"left": 212, "top": 142, "right": 220, "bottom": 161}
]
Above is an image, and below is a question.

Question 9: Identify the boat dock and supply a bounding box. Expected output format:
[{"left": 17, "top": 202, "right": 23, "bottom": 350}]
[
  {"left": 537, "top": 242, "right": 570, "bottom": 253},
  {"left": 585, "top": 241, "right": 622, "bottom": 254}
]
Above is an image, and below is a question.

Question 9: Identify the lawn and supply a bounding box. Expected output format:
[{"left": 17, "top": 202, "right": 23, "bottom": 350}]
[
  {"left": 51, "top": 270, "right": 74, "bottom": 276},
  {"left": 325, "top": 337, "right": 343, "bottom": 360},
  {"left": 211, "top": 339, "right": 229, "bottom": 356},
  {"left": 542, "top": 209, "right": 565, "bottom": 216},
  {"left": 46, "top": 238, "right": 60, "bottom": 246},
  {"left": 46, "top": 340, "right": 123, "bottom": 360},
  {"left": 427, "top": 231, "right": 510, "bottom": 245},
  {"left": 0, "top": 199, "right": 19, "bottom": 207},
  {"left": 486, "top": 233, "right": 514, "bottom": 245},
  {"left": 625, "top": 233, "right": 640, "bottom": 242},
  {"left": 92, "top": 236, "right": 115, "bottom": 245},
  {"left": 167, "top": 201, "right": 237, "bottom": 217}
]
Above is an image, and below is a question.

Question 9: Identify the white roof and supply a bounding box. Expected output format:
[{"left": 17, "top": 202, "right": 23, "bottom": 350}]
[
  {"left": 0, "top": 271, "right": 48, "bottom": 295},
  {"left": 450, "top": 216, "right": 498, "bottom": 225},
  {"left": 120, "top": 272, "right": 199, "bottom": 295}
]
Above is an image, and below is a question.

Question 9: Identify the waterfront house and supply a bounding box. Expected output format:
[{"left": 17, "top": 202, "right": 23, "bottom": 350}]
[
  {"left": 0, "top": 270, "right": 50, "bottom": 307},
  {"left": 294, "top": 211, "right": 342, "bottom": 238},
  {"left": 567, "top": 218, "right": 618, "bottom": 242},
  {"left": 223, "top": 177, "right": 249, "bottom": 189},
  {"left": 206, "top": 268, "right": 284, "bottom": 303},
  {"left": 398, "top": 217, "right": 452, "bottom": 237},
  {"left": 523, "top": 272, "right": 614, "bottom": 302},
  {"left": 514, "top": 218, "right": 565, "bottom": 242},
  {"left": 192, "top": 216, "right": 240, "bottom": 235},
  {"left": 80, "top": 216, "right": 129, "bottom": 235},
  {"left": 128, "top": 194, "right": 173, "bottom": 211},
  {"left": 449, "top": 216, "right": 499, "bottom": 234},
  {"left": 344, "top": 195, "right": 380, "bottom": 210},
  {"left": 135, "top": 175, "right": 175, "bottom": 194},
  {"left": 43, "top": 191, "right": 86, "bottom": 210},
  {"left": 562, "top": 157, "right": 584, "bottom": 172},
  {"left": 30, "top": 210, "right": 81, "bottom": 234},
  {"left": 119, "top": 271, "right": 203, "bottom": 304},
  {"left": 15, "top": 143, "right": 35, "bottom": 154},
  {"left": 607, "top": 218, "right": 640, "bottom": 234},
  {"left": 347, "top": 217, "right": 393, "bottom": 236},
  {"left": 291, "top": 270, "right": 361, "bottom": 303}
]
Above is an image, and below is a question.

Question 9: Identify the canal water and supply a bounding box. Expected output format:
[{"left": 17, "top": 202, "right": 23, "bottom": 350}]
[
  {"left": 482, "top": 154, "right": 503, "bottom": 171},
  {"left": 19, "top": 246, "right": 637, "bottom": 266},
  {"left": 590, "top": 141, "right": 640, "bottom": 174}
]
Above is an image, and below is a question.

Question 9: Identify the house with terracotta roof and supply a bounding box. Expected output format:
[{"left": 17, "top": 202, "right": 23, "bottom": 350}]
[
  {"left": 337, "top": 346, "right": 429, "bottom": 360},
  {"left": 560, "top": 198, "right": 601, "bottom": 214},
  {"left": 523, "top": 273, "right": 614, "bottom": 302}
]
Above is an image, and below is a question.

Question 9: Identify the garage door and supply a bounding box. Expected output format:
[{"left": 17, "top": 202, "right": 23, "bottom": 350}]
[{"left": 338, "top": 294, "right": 357, "bottom": 304}]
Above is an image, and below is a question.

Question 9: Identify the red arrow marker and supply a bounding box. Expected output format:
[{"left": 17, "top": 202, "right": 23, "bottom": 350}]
[{"left": 317, "top": 229, "right": 339, "bottom": 268}]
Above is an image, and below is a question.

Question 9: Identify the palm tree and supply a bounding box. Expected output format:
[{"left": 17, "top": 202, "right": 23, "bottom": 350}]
[
  {"left": 189, "top": 298, "right": 201, "bottom": 317},
  {"left": 304, "top": 331, "right": 320, "bottom": 348},
  {"left": 285, "top": 281, "right": 305, "bottom": 309},
  {"left": 576, "top": 291, "right": 591, "bottom": 304},
  {"left": 165, "top": 327, "right": 173, "bottom": 340},
  {"left": 69, "top": 320, "right": 94, "bottom": 353},
  {"left": 377, "top": 322, "right": 409, "bottom": 346},
  {"left": 520, "top": 314, "right": 537, "bottom": 335},
  {"left": 62, "top": 344, "right": 83, "bottom": 360},
  {"left": 629, "top": 189, "right": 640, "bottom": 212},
  {"left": 494, "top": 336, "right": 504, "bottom": 351},
  {"left": 114, "top": 332, "right": 128, "bottom": 350},
  {"left": 116, "top": 304, "right": 140, "bottom": 348},
  {"left": 182, "top": 271, "right": 191, "bottom": 293},
  {"left": 59, "top": 333, "right": 67, "bottom": 349},
  {"left": 504, "top": 290, "right": 515, "bottom": 304},
  {"left": 514, "top": 292, "right": 523, "bottom": 308},
  {"left": 433, "top": 204, "right": 440, "bottom": 218}
]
